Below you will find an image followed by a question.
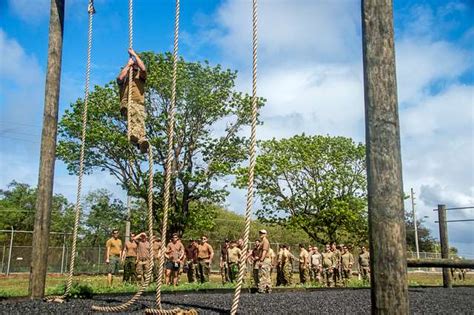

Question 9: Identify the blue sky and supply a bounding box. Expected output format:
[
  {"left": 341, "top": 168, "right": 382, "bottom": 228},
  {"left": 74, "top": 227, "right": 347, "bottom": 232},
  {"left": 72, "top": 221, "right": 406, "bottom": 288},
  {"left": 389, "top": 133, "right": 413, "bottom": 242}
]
[{"left": 1, "top": 0, "right": 473, "bottom": 256}]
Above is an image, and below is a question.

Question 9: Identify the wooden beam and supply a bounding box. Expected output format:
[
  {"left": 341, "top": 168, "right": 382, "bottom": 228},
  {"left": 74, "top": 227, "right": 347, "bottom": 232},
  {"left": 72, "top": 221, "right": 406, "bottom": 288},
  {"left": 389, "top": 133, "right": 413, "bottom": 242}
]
[
  {"left": 407, "top": 259, "right": 474, "bottom": 269},
  {"left": 28, "top": 0, "right": 65, "bottom": 299},
  {"left": 438, "top": 204, "right": 452, "bottom": 288},
  {"left": 361, "top": 0, "right": 409, "bottom": 313}
]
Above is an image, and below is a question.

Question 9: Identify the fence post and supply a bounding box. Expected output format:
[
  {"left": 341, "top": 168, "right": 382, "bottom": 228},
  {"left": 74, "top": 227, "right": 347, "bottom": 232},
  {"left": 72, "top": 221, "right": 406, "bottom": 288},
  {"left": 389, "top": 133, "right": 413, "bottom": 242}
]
[
  {"left": 7, "top": 227, "right": 14, "bottom": 276},
  {"left": 60, "top": 232, "right": 66, "bottom": 274},
  {"left": 438, "top": 204, "right": 452, "bottom": 288},
  {"left": 97, "top": 245, "right": 101, "bottom": 273},
  {"left": 1, "top": 244, "right": 5, "bottom": 274}
]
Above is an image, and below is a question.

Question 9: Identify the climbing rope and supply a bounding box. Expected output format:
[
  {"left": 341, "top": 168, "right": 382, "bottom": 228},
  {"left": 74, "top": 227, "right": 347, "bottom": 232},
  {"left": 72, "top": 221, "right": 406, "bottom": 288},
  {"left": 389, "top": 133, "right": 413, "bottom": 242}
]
[
  {"left": 145, "top": 0, "right": 181, "bottom": 313},
  {"left": 230, "top": 0, "right": 259, "bottom": 314},
  {"left": 91, "top": 148, "right": 156, "bottom": 312},
  {"left": 46, "top": 0, "right": 95, "bottom": 302},
  {"left": 127, "top": 0, "right": 133, "bottom": 142}
]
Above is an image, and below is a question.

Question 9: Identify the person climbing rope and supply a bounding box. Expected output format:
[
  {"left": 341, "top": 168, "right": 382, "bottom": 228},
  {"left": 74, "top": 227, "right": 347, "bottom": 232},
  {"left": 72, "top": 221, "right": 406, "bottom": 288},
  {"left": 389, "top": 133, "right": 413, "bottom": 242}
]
[{"left": 117, "top": 48, "right": 149, "bottom": 153}]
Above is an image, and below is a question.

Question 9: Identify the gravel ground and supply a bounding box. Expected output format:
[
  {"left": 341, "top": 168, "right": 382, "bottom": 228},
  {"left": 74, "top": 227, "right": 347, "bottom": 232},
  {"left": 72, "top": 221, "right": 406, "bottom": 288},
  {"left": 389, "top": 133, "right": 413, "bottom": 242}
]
[{"left": 1, "top": 287, "right": 473, "bottom": 314}]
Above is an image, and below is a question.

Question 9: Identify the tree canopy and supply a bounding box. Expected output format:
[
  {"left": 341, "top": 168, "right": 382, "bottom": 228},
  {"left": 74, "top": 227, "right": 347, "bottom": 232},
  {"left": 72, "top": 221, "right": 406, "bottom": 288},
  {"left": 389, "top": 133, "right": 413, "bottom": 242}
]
[
  {"left": 236, "top": 134, "right": 368, "bottom": 245},
  {"left": 0, "top": 181, "right": 74, "bottom": 245},
  {"left": 57, "top": 52, "right": 264, "bottom": 237}
]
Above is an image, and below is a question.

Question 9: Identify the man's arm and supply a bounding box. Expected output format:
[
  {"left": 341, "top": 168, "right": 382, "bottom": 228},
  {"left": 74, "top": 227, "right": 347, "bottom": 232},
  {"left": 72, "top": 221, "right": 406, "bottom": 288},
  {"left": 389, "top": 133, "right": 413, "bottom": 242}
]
[
  {"left": 106, "top": 240, "right": 111, "bottom": 263},
  {"left": 208, "top": 244, "right": 214, "bottom": 262},
  {"left": 129, "top": 48, "right": 146, "bottom": 76},
  {"left": 117, "top": 58, "right": 134, "bottom": 82}
]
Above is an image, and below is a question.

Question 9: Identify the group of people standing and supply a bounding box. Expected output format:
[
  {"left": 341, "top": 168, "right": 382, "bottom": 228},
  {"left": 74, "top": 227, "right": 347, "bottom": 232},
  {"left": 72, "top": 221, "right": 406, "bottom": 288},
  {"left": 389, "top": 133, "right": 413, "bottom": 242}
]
[
  {"left": 105, "top": 230, "right": 215, "bottom": 286},
  {"left": 287, "top": 243, "right": 370, "bottom": 287},
  {"left": 106, "top": 228, "right": 371, "bottom": 291}
]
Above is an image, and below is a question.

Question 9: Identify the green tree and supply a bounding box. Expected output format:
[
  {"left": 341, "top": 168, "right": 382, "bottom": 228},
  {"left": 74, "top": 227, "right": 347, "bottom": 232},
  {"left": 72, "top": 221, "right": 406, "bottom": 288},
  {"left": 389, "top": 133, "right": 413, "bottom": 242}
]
[
  {"left": 82, "top": 189, "right": 127, "bottom": 246},
  {"left": 236, "top": 135, "right": 368, "bottom": 245},
  {"left": 57, "top": 52, "right": 264, "bottom": 238},
  {"left": 0, "top": 181, "right": 74, "bottom": 245},
  {"left": 405, "top": 212, "right": 436, "bottom": 253}
]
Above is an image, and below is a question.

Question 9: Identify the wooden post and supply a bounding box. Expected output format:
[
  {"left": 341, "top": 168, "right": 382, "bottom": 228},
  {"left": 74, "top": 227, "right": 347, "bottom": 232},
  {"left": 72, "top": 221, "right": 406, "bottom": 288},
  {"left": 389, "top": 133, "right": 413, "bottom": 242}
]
[
  {"left": 6, "top": 227, "right": 14, "bottom": 276},
  {"left": 125, "top": 195, "right": 131, "bottom": 243},
  {"left": 437, "top": 204, "right": 452, "bottom": 288},
  {"left": 29, "top": 0, "right": 65, "bottom": 299},
  {"left": 361, "top": 0, "right": 409, "bottom": 313}
]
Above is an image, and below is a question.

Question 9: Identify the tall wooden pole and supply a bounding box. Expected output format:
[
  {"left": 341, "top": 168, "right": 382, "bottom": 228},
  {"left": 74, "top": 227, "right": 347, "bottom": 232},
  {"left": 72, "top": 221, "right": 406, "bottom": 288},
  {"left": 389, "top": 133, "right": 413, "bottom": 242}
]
[
  {"left": 437, "top": 204, "right": 452, "bottom": 288},
  {"left": 361, "top": 1, "right": 409, "bottom": 313},
  {"left": 29, "top": 0, "right": 65, "bottom": 299}
]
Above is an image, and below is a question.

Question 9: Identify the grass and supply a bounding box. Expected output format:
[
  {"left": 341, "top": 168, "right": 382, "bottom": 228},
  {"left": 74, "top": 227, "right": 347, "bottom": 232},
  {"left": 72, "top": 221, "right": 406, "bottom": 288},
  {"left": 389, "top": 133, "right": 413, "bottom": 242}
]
[{"left": 0, "top": 272, "right": 472, "bottom": 298}]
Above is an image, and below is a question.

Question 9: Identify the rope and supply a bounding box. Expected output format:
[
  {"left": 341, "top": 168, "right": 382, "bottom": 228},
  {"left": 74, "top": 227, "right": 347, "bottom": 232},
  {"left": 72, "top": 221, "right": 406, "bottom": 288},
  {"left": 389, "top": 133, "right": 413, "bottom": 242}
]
[
  {"left": 230, "top": 0, "right": 259, "bottom": 313},
  {"left": 145, "top": 0, "right": 180, "bottom": 313},
  {"left": 91, "top": 149, "right": 155, "bottom": 312},
  {"left": 127, "top": 0, "right": 133, "bottom": 142},
  {"left": 46, "top": 0, "right": 95, "bottom": 302}
]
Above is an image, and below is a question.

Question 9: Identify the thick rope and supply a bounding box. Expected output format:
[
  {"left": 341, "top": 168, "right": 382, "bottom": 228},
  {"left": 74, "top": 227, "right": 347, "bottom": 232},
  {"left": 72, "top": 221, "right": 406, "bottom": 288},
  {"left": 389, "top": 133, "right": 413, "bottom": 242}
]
[
  {"left": 230, "top": 0, "right": 258, "bottom": 313},
  {"left": 145, "top": 0, "right": 180, "bottom": 313},
  {"left": 127, "top": 0, "right": 133, "bottom": 141},
  {"left": 91, "top": 149, "right": 155, "bottom": 312},
  {"left": 46, "top": 1, "right": 95, "bottom": 302}
]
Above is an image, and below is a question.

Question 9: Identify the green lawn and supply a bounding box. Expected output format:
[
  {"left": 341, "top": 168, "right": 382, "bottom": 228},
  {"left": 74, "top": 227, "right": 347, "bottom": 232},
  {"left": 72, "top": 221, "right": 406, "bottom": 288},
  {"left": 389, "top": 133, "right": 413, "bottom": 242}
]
[{"left": 0, "top": 272, "right": 472, "bottom": 298}]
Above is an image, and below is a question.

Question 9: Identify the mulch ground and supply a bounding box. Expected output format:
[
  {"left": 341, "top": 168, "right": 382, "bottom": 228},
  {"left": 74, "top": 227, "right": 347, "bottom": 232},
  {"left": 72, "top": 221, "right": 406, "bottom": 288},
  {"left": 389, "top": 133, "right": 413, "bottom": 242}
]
[{"left": 1, "top": 287, "right": 473, "bottom": 314}]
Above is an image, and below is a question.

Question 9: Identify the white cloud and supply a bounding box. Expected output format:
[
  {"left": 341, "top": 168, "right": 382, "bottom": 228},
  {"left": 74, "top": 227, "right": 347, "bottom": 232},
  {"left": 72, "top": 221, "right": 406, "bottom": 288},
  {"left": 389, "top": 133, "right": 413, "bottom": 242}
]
[
  {"left": 7, "top": 0, "right": 50, "bottom": 23},
  {"left": 396, "top": 39, "right": 472, "bottom": 104},
  {"left": 190, "top": 1, "right": 474, "bottom": 255}
]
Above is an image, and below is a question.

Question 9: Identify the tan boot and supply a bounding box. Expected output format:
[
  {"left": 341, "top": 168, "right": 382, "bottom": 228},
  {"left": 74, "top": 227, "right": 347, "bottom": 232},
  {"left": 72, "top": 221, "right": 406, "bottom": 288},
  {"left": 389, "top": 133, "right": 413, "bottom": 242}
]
[{"left": 139, "top": 138, "right": 149, "bottom": 154}]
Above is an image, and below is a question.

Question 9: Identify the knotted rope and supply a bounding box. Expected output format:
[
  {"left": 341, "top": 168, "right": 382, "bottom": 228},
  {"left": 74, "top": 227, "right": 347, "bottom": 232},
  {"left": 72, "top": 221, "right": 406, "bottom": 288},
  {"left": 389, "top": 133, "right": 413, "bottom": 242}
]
[
  {"left": 46, "top": 0, "right": 95, "bottom": 302},
  {"left": 230, "top": 0, "right": 259, "bottom": 314}
]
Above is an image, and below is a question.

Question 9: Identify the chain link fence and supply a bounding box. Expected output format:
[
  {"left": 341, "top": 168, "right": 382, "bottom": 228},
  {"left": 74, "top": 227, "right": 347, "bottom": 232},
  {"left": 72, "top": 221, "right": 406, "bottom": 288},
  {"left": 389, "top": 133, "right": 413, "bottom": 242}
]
[{"left": 1, "top": 229, "right": 472, "bottom": 275}]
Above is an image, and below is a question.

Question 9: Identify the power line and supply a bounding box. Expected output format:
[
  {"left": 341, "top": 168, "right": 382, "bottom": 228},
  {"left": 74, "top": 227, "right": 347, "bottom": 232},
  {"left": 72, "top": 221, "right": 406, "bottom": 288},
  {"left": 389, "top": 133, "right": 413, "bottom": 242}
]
[
  {"left": 433, "top": 206, "right": 474, "bottom": 211},
  {"left": 434, "top": 219, "right": 474, "bottom": 223}
]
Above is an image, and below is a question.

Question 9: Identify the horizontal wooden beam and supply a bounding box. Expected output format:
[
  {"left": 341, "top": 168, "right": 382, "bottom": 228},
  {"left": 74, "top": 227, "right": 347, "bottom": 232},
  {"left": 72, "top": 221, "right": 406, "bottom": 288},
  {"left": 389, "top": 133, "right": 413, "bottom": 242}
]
[{"left": 407, "top": 259, "right": 474, "bottom": 269}]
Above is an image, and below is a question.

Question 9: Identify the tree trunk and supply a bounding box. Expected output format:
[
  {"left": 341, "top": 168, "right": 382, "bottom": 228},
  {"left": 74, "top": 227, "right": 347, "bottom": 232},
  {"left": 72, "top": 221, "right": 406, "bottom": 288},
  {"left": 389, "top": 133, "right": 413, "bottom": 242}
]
[
  {"left": 362, "top": 0, "right": 408, "bottom": 313},
  {"left": 29, "top": 0, "right": 65, "bottom": 299}
]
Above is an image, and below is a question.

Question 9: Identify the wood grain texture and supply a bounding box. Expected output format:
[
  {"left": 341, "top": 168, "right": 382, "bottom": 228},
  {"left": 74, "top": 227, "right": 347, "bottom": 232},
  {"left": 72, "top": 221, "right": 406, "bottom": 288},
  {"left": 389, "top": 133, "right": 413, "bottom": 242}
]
[
  {"left": 29, "top": 0, "right": 65, "bottom": 299},
  {"left": 362, "top": 0, "right": 409, "bottom": 313}
]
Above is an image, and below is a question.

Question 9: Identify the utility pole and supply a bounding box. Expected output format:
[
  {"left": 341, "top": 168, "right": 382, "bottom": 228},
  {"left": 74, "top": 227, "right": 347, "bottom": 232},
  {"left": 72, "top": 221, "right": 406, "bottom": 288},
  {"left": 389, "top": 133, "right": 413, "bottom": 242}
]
[
  {"left": 29, "top": 0, "right": 65, "bottom": 299},
  {"left": 362, "top": 0, "right": 409, "bottom": 313},
  {"left": 411, "top": 188, "right": 420, "bottom": 259}
]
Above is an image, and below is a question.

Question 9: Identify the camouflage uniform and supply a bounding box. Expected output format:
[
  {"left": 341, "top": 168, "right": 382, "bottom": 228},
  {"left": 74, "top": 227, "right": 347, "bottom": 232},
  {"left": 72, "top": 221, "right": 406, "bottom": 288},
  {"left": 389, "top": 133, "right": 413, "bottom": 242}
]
[
  {"left": 332, "top": 247, "right": 342, "bottom": 286},
  {"left": 282, "top": 248, "right": 294, "bottom": 286},
  {"left": 257, "top": 237, "right": 272, "bottom": 293},
  {"left": 322, "top": 250, "right": 336, "bottom": 287},
  {"left": 310, "top": 251, "right": 322, "bottom": 283},
  {"left": 118, "top": 68, "right": 148, "bottom": 151},
  {"left": 123, "top": 239, "right": 138, "bottom": 283},
  {"left": 358, "top": 250, "right": 370, "bottom": 283},
  {"left": 299, "top": 248, "right": 310, "bottom": 284},
  {"left": 341, "top": 251, "right": 354, "bottom": 286}
]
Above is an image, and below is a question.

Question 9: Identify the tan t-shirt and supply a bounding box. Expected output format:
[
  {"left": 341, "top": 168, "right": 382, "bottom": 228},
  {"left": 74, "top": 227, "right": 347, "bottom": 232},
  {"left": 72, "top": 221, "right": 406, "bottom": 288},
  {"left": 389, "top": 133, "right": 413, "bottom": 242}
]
[
  {"left": 118, "top": 68, "right": 146, "bottom": 106},
  {"left": 299, "top": 248, "right": 309, "bottom": 265},
  {"left": 197, "top": 243, "right": 214, "bottom": 260},
  {"left": 106, "top": 238, "right": 122, "bottom": 256},
  {"left": 258, "top": 237, "right": 270, "bottom": 260},
  {"left": 124, "top": 240, "right": 137, "bottom": 257},
  {"left": 341, "top": 252, "right": 354, "bottom": 269},
  {"left": 166, "top": 241, "right": 184, "bottom": 262},
  {"left": 322, "top": 251, "right": 335, "bottom": 268},
  {"left": 359, "top": 252, "right": 370, "bottom": 267},
  {"left": 228, "top": 247, "right": 241, "bottom": 264}
]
